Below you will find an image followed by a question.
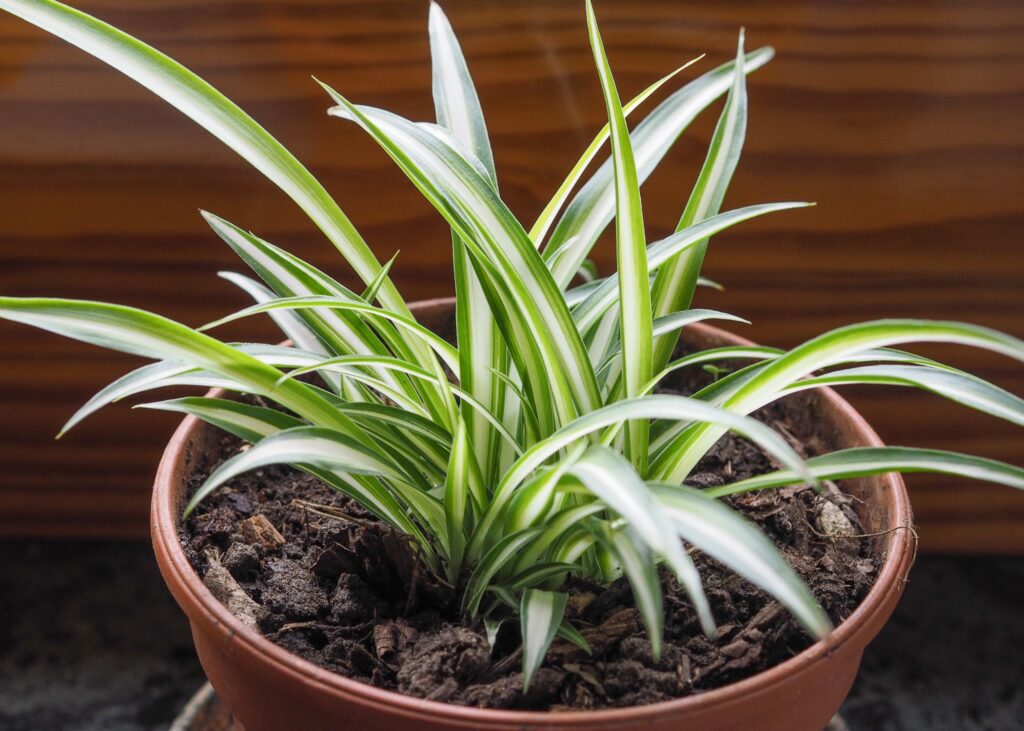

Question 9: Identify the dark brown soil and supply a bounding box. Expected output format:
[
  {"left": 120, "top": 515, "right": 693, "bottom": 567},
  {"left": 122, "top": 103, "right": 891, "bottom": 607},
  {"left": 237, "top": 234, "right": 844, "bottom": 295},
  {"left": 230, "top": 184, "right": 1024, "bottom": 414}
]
[{"left": 179, "top": 371, "right": 878, "bottom": 711}]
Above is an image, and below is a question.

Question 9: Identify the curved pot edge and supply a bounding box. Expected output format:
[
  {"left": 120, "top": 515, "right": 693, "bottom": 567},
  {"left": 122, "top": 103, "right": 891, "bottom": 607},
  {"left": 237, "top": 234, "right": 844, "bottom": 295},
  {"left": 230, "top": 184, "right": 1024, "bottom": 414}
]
[{"left": 151, "top": 298, "right": 915, "bottom": 728}]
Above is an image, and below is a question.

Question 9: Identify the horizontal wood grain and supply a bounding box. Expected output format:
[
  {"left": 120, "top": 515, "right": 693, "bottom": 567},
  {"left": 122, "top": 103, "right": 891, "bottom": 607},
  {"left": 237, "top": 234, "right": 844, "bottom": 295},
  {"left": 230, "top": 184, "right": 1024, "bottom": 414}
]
[{"left": 0, "top": 0, "right": 1021, "bottom": 550}]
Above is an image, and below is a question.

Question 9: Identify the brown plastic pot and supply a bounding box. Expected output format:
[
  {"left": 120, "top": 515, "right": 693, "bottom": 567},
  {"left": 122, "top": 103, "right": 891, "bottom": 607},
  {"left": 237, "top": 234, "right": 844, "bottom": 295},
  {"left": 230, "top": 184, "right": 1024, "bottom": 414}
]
[{"left": 152, "top": 297, "right": 914, "bottom": 731}]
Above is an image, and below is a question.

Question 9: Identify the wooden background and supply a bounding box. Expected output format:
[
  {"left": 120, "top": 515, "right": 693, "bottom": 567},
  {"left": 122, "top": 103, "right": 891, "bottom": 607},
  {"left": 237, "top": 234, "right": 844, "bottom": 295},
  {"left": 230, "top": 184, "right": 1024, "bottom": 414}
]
[{"left": 0, "top": 0, "right": 1021, "bottom": 550}]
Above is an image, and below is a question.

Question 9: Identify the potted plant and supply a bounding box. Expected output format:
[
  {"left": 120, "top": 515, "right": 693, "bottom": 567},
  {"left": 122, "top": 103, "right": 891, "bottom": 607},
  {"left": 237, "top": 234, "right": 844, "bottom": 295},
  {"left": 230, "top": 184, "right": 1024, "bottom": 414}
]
[{"left": 1, "top": 1, "right": 1021, "bottom": 729}]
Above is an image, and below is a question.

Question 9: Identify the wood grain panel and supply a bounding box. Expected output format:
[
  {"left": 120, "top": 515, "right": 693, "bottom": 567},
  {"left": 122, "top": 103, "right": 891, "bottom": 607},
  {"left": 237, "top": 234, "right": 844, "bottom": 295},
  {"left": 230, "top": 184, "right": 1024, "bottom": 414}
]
[{"left": 0, "top": 0, "right": 1021, "bottom": 550}]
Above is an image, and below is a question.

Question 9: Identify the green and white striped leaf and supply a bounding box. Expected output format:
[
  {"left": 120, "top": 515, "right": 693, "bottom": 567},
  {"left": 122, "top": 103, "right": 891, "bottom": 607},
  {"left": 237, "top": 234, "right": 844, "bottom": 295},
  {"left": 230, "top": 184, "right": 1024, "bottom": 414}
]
[
  {"left": 429, "top": 1, "right": 506, "bottom": 484},
  {"left": 530, "top": 59, "right": 702, "bottom": 247},
  {"left": 544, "top": 47, "right": 775, "bottom": 288},
  {"left": 147, "top": 396, "right": 448, "bottom": 494},
  {"left": 566, "top": 270, "right": 725, "bottom": 309},
  {"left": 572, "top": 202, "right": 810, "bottom": 333},
  {"left": 651, "top": 31, "right": 750, "bottom": 373},
  {"left": 188, "top": 426, "right": 399, "bottom": 511},
  {"left": 219, "top": 272, "right": 328, "bottom": 359},
  {"left": 651, "top": 484, "right": 831, "bottom": 638},
  {"left": 508, "top": 562, "right": 582, "bottom": 589},
  {"left": 646, "top": 346, "right": 781, "bottom": 401},
  {"left": 279, "top": 354, "right": 520, "bottom": 454},
  {"left": 586, "top": 0, "right": 653, "bottom": 472},
  {"left": 324, "top": 91, "right": 601, "bottom": 434},
  {"left": 655, "top": 320, "right": 1024, "bottom": 483},
  {"left": 588, "top": 522, "right": 665, "bottom": 657},
  {"left": 599, "top": 310, "right": 751, "bottom": 390},
  {"left": 783, "top": 364, "right": 1024, "bottom": 427},
  {"left": 556, "top": 620, "right": 592, "bottom": 654},
  {"left": 60, "top": 359, "right": 206, "bottom": 437},
  {"left": 360, "top": 252, "right": 399, "bottom": 305},
  {"left": 320, "top": 93, "right": 588, "bottom": 430},
  {"left": 708, "top": 447, "right": 1024, "bottom": 497},
  {"left": 334, "top": 402, "right": 452, "bottom": 449},
  {"left": 504, "top": 443, "right": 586, "bottom": 533},
  {"left": 220, "top": 270, "right": 347, "bottom": 394},
  {"left": 648, "top": 347, "right": 956, "bottom": 454},
  {"left": 203, "top": 213, "right": 451, "bottom": 418},
  {"left": 202, "top": 295, "right": 460, "bottom": 376},
  {"left": 568, "top": 445, "right": 714, "bottom": 634},
  {"left": 59, "top": 343, "right": 354, "bottom": 437},
  {"left": 443, "top": 417, "right": 485, "bottom": 582},
  {"left": 179, "top": 424, "right": 438, "bottom": 554},
  {"left": 136, "top": 397, "right": 304, "bottom": 443},
  {"left": 462, "top": 528, "right": 544, "bottom": 616},
  {"left": 520, "top": 589, "right": 568, "bottom": 690},
  {"left": 483, "top": 616, "right": 506, "bottom": 649},
  {"left": 0, "top": 298, "right": 365, "bottom": 440},
  {"left": 470, "top": 394, "right": 810, "bottom": 560},
  {"left": 511, "top": 502, "right": 607, "bottom": 575},
  {"left": 429, "top": 1, "right": 496, "bottom": 185}
]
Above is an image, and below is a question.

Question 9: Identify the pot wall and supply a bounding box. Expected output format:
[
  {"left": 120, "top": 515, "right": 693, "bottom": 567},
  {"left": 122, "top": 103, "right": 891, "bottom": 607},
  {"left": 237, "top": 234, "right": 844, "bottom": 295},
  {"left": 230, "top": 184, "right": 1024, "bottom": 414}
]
[{"left": 152, "top": 298, "right": 915, "bottom": 731}]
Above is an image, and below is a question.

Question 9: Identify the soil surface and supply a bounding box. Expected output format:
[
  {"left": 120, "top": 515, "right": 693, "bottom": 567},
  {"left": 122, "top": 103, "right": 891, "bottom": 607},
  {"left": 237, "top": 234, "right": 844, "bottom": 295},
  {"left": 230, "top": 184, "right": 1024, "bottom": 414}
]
[{"left": 180, "top": 372, "right": 879, "bottom": 711}]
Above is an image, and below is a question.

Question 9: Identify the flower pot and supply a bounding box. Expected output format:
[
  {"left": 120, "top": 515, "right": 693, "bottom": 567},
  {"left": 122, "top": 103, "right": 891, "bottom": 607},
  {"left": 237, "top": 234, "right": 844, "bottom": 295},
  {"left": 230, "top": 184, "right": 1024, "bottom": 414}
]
[{"left": 152, "top": 297, "right": 914, "bottom": 731}]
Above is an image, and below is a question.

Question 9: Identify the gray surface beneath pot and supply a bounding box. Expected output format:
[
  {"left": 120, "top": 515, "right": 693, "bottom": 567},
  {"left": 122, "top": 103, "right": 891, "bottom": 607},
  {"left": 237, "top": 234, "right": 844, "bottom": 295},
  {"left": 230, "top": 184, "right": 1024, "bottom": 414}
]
[{"left": 0, "top": 541, "right": 1021, "bottom": 731}]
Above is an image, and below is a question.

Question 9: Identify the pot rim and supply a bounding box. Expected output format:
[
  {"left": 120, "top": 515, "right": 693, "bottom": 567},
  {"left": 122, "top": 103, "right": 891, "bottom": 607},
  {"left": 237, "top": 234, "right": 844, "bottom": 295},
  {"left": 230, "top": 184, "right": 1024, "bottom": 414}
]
[{"left": 152, "top": 297, "right": 914, "bottom": 727}]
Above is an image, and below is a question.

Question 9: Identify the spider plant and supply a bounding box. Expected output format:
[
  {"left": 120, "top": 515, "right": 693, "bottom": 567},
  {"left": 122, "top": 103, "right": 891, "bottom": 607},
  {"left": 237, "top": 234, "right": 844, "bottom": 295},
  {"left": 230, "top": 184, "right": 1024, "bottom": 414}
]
[{"left": 1, "top": 0, "right": 1022, "bottom": 691}]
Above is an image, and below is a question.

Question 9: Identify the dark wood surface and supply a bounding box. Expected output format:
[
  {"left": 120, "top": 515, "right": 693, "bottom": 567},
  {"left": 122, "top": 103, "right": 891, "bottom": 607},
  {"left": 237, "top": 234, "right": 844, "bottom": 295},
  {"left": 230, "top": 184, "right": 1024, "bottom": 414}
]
[{"left": 0, "top": 0, "right": 1021, "bottom": 549}]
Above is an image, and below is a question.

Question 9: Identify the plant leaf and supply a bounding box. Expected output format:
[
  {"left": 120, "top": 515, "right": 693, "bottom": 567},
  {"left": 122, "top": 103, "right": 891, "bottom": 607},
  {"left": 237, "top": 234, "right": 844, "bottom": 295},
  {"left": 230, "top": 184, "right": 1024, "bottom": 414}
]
[
  {"left": 443, "top": 417, "right": 485, "bottom": 582},
  {"left": 588, "top": 522, "right": 664, "bottom": 657},
  {"left": 188, "top": 426, "right": 399, "bottom": 510},
  {"left": 568, "top": 445, "right": 714, "bottom": 634},
  {"left": 219, "top": 272, "right": 330, "bottom": 360},
  {"left": 203, "top": 213, "right": 452, "bottom": 420},
  {"left": 483, "top": 616, "right": 506, "bottom": 649},
  {"left": 648, "top": 347, "right": 959, "bottom": 454},
  {"left": 429, "top": 1, "right": 507, "bottom": 484},
  {"left": 179, "top": 425, "right": 437, "bottom": 554},
  {"left": 504, "top": 443, "right": 586, "bottom": 533},
  {"left": 651, "top": 484, "right": 831, "bottom": 638},
  {"left": 586, "top": 0, "right": 653, "bottom": 472},
  {"left": 202, "top": 294, "right": 460, "bottom": 376},
  {"left": 708, "top": 447, "right": 1024, "bottom": 497},
  {"left": 429, "top": 1, "right": 497, "bottom": 186},
  {"left": 544, "top": 47, "right": 775, "bottom": 288},
  {"left": 572, "top": 202, "right": 810, "bottom": 333},
  {"left": 784, "top": 364, "right": 1024, "bottom": 427},
  {"left": 655, "top": 319, "right": 1024, "bottom": 483},
  {"left": 0, "top": 298, "right": 364, "bottom": 439},
  {"left": 556, "top": 620, "right": 592, "bottom": 654},
  {"left": 323, "top": 92, "right": 602, "bottom": 434},
  {"left": 279, "top": 353, "right": 521, "bottom": 454},
  {"left": 471, "top": 394, "right": 810, "bottom": 560},
  {"left": 360, "top": 251, "right": 399, "bottom": 305},
  {"left": 136, "top": 396, "right": 304, "bottom": 443},
  {"left": 599, "top": 310, "right": 751, "bottom": 393},
  {"left": 508, "top": 562, "right": 582, "bottom": 589},
  {"left": 462, "top": 528, "right": 544, "bottom": 616},
  {"left": 511, "top": 502, "right": 607, "bottom": 575},
  {"left": 520, "top": 589, "right": 568, "bottom": 690},
  {"left": 530, "top": 59, "right": 702, "bottom": 246},
  {"left": 651, "top": 30, "right": 750, "bottom": 373}
]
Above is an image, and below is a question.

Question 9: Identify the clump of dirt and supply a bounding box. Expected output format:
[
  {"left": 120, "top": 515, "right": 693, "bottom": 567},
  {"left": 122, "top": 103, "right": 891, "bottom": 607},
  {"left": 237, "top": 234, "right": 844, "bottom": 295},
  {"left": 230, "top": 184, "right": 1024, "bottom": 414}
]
[{"left": 180, "top": 370, "right": 878, "bottom": 711}]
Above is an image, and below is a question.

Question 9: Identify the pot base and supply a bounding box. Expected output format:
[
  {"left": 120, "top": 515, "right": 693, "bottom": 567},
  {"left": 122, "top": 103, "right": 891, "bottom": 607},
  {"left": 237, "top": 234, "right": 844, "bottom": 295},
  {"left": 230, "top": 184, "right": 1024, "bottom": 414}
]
[{"left": 172, "top": 682, "right": 852, "bottom": 731}]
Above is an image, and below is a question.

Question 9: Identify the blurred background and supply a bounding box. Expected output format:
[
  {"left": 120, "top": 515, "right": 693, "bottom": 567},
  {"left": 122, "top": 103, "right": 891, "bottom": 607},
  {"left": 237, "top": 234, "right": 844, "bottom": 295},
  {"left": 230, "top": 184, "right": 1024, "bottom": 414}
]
[{"left": 1, "top": 0, "right": 1020, "bottom": 548}]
